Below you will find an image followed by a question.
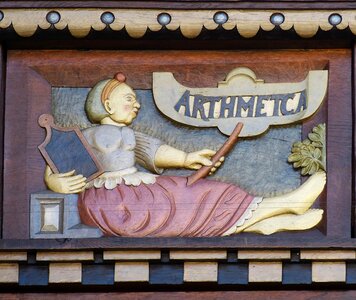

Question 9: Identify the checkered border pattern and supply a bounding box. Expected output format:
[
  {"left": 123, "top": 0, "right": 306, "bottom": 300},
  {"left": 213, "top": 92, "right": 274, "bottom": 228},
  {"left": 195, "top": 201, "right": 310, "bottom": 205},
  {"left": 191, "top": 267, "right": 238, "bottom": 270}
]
[{"left": 1, "top": 250, "right": 356, "bottom": 286}]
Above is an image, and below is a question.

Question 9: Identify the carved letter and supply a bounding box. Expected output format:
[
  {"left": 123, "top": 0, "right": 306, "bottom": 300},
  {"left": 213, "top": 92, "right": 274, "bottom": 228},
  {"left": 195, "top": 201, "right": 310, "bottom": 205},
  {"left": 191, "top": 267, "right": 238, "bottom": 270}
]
[
  {"left": 236, "top": 96, "right": 255, "bottom": 118},
  {"left": 205, "top": 96, "right": 221, "bottom": 119},
  {"left": 295, "top": 90, "right": 307, "bottom": 113},
  {"left": 219, "top": 96, "right": 236, "bottom": 118},
  {"left": 255, "top": 95, "right": 268, "bottom": 117},
  {"left": 270, "top": 95, "right": 282, "bottom": 117},
  {"left": 192, "top": 94, "right": 208, "bottom": 120},
  {"left": 174, "top": 90, "right": 191, "bottom": 117},
  {"left": 280, "top": 93, "right": 296, "bottom": 116}
]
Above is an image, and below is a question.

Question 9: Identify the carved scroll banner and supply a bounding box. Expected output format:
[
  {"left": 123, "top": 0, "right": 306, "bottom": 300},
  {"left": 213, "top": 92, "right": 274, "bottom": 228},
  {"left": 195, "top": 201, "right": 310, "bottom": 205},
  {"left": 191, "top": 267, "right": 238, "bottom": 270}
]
[{"left": 152, "top": 68, "right": 328, "bottom": 136}]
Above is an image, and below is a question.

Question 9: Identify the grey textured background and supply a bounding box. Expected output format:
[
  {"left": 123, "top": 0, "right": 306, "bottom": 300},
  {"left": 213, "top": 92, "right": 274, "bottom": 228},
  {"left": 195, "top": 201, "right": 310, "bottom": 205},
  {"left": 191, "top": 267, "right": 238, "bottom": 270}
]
[{"left": 52, "top": 88, "right": 301, "bottom": 197}]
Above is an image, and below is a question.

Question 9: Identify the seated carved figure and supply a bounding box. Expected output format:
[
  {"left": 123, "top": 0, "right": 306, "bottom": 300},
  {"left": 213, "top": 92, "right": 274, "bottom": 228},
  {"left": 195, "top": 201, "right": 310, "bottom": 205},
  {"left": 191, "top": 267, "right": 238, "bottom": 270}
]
[{"left": 44, "top": 73, "right": 326, "bottom": 237}]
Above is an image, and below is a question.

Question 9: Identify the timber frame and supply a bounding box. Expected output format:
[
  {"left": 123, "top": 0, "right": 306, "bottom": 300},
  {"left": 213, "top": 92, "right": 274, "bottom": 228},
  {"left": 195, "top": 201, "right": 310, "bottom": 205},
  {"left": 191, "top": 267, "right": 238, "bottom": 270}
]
[{"left": 0, "top": 1, "right": 356, "bottom": 291}]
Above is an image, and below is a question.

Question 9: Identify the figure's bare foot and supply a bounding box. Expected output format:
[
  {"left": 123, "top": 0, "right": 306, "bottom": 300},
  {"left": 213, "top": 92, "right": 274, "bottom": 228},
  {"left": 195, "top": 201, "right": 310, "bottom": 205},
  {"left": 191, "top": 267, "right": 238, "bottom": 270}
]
[
  {"left": 224, "top": 171, "right": 326, "bottom": 235},
  {"left": 267, "top": 171, "right": 326, "bottom": 215},
  {"left": 242, "top": 209, "right": 324, "bottom": 235}
]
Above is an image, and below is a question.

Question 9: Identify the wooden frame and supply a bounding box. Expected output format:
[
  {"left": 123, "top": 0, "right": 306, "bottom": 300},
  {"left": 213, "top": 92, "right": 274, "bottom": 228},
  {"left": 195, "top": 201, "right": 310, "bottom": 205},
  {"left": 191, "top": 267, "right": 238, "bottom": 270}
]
[
  {"left": 0, "top": 5, "right": 355, "bottom": 299},
  {"left": 0, "top": 5, "right": 352, "bottom": 253},
  {"left": 0, "top": 49, "right": 352, "bottom": 249}
]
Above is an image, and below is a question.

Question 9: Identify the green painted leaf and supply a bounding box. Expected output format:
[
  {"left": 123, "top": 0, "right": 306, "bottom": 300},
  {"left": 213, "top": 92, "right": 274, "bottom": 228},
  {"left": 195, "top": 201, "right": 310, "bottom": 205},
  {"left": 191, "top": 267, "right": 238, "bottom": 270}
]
[
  {"left": 311, "top": 141, "right": 323, "bottom": 148},
  {"left": 309, "top": 161, "right": 319, "bottom": 174},
  {"left": 301, "top": 157, "right": 312, "bottom": 167},
  {"left": 303, "top": 163, "right": 312, "bottom": 175},
  {"left": 307, "top": 145, "right": 315, "bottom": 152},
  {"left": 288, "top": 153, "right": 302, "bottom": 162},
  {"left": 294, "top": 160, "right": 303, "bottom": 168},
  {"left": 300, "top": 149, "right": 310, "bottom": 156},
  {"left": 313, "top": 148, "right": 322, "bottom": 159},
  {"left": 308, "top": 132, "right": 320, "bottom": 142}
]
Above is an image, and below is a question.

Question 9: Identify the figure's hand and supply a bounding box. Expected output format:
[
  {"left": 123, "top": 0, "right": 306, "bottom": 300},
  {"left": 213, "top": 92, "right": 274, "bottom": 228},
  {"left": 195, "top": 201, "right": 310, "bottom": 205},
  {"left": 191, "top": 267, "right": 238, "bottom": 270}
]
[
  {"left": 44, "top": 165, "right": 87, "bottom": 194},
  {"left": 209, "top": 157, "right": 225, "bottom": 175},
  {"left": 184, "top": 149, "right": 220, "bottom": 170}
]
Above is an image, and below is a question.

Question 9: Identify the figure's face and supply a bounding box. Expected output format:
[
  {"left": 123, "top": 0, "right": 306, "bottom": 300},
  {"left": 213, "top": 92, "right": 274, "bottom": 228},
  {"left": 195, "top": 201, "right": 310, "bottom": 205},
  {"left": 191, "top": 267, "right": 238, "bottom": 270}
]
[{"left": 104, "top": 84, "right": 140, "bottom": 125}]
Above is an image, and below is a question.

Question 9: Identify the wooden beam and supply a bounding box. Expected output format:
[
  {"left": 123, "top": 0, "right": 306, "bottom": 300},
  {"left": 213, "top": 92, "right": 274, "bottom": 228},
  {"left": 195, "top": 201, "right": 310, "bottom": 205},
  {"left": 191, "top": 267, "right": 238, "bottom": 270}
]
[
  {"left": 0, "top": 1, "right": 356, "bottom": 10},
  {"left": 353, "top": 42, "right": 356, "bottom": 238},
  {"left": 3, "top": 238, "right": 356, "bottom": 249},
  {"left": 0, "top": 44, "right": 5, "bottom": 239}
]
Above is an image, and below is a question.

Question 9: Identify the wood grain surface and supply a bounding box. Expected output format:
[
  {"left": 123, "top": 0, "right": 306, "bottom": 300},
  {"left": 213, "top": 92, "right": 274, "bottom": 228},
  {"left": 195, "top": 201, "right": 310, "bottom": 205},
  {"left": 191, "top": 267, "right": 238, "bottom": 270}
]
[
  {"left": 0, "top": 1, "right": 356, "bottom": 9},
  {"left": 6, "top": 40, "right": 353, "bottom": 53},
  {"left": 3, "top": 236, "right": 356, "bottom": 249},
  {"left": 3, "top": 56, "right": 51, "bottom": 239},
  {"left": 353, "top": 42, "right": 356, "bottom": 239},
  {"left": 0, "top": 45, "right": 5, "bottom": 239}
]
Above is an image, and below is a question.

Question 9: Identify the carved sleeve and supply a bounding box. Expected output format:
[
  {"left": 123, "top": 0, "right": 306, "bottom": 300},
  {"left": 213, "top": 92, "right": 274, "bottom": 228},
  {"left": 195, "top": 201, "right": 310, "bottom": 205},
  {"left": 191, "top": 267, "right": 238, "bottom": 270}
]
[{"left": 134, "top": 131, "right": 164, "bottom": 174}]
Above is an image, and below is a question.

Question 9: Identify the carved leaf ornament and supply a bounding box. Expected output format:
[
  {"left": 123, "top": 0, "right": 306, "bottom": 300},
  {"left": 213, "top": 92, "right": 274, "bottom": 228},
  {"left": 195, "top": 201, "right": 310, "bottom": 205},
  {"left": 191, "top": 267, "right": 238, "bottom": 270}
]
[{"left": 288, "top": 123, "right": 326, "bottom": 175}]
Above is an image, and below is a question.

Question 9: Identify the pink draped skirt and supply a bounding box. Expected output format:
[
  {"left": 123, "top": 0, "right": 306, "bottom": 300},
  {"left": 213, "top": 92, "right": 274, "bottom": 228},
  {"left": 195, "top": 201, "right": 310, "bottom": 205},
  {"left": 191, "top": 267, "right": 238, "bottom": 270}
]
[{"left": 78, "top": 176, "right": 254, "bottom": 237}]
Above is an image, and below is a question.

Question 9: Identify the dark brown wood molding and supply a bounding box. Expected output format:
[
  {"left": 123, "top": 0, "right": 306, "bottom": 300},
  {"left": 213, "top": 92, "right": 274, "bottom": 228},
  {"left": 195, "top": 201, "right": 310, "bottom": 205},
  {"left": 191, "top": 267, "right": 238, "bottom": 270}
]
[
  {"left": 353, "top": 42, "right": 356, "bottom": 238},
  {"left": 3, "top": 237, "right": 356, "bottom": 250},
  {"left": 1, "top": 292, "right": 356, "bottom": 299},
  {"left": 0, "top": 45, "right": 5, "bottom": 240}
]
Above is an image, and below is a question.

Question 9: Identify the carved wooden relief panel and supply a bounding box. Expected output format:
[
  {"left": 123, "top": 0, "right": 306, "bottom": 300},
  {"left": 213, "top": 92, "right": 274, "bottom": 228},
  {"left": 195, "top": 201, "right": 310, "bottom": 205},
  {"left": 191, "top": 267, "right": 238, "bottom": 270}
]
[{"left": 2, "top": 49, "right": 352, "bottom": 247}]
